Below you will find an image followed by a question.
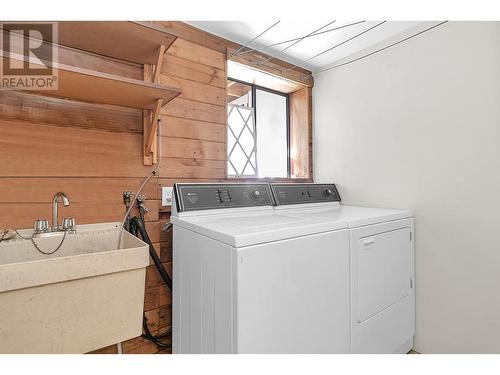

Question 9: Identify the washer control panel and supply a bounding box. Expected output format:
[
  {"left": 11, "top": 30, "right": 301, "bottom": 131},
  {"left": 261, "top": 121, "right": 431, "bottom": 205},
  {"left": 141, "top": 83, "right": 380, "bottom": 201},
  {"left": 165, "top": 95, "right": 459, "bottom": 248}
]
[
  {"left": 270, "top": 183, "right": 341, "bottom": 205},
  {"left": 174, "top": 183, "right": 273, "bottom": 212}
]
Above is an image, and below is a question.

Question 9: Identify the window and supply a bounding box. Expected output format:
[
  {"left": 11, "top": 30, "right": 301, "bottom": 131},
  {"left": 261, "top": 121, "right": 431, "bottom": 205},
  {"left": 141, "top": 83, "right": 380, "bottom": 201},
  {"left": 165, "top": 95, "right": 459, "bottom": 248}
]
[{"left": 227, "top": 78, "right": 289, "bottom": 178}]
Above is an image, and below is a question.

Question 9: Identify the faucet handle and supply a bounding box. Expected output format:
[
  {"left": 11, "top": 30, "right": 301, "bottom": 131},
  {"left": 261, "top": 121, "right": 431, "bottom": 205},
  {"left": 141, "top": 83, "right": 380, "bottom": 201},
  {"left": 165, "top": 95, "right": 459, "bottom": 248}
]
[
  {"left": 62, "top": 217, "right": 76, "bottom": 231},
  {"left": 34, "top": 219, "right": 49, "bottom": 234}
]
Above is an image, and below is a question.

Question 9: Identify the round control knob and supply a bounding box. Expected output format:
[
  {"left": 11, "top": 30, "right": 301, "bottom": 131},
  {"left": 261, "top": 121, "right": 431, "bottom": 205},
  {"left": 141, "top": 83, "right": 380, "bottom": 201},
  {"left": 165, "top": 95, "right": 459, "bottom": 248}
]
[
  {"left": 250, "top": 190, "right": 262, "bottom": 201},
  {"left": 33, "top": 219, "right": 49, "bottom": 233},
  {"left": 62, "top": 217, "right": 76, "bottom": 231},
  {"left": 323, "top": 188, "right": 333, "bottom": 197}
]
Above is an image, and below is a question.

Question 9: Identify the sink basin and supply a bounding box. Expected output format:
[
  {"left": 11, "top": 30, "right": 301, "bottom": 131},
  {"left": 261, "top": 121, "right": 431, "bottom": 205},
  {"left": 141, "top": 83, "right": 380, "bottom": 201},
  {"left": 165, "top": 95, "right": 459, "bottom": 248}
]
[{"left": 0, "top": 222, "right": 149, "bottom": 353}]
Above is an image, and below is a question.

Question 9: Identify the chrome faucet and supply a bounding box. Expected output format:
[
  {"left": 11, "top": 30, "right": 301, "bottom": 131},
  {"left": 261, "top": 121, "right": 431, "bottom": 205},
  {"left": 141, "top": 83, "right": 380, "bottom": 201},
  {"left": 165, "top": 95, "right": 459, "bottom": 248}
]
[{"left": 52, "top": 192, "right": 70, "bottom": 231}]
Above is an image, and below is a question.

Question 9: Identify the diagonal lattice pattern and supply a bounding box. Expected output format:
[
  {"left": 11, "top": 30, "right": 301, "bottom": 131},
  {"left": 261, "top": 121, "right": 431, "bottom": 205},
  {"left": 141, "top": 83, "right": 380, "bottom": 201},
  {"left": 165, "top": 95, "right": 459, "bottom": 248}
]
[{"left": 227, "top": 104, "right": 257, "bottom": 177}]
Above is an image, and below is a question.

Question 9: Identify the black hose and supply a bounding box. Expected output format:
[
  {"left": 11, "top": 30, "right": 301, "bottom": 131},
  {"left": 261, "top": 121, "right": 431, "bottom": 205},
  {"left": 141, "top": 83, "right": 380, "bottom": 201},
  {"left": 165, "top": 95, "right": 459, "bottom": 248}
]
[
  {"left": 127, "top": 216, "right": 172, "bottom": 348},
  {"left": 143, "top": 315, "right": 171, "bottom": 349},
  {"left": 130, "top": 216, "right": 172, "bottom": 290}
]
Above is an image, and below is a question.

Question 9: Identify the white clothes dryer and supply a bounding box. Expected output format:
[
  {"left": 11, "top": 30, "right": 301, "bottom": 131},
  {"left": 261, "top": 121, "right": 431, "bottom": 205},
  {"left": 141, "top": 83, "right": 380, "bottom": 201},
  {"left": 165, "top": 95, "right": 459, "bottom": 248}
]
[{"left": 270, "top": 183, "right": 415, "bottom": 354}]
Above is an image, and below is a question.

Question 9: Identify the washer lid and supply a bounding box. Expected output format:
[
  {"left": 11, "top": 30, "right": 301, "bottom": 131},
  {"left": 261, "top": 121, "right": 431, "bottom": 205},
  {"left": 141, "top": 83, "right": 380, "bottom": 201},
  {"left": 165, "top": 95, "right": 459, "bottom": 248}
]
[{"left": 171, "top": 210, "right": 348, "bottom": 248}]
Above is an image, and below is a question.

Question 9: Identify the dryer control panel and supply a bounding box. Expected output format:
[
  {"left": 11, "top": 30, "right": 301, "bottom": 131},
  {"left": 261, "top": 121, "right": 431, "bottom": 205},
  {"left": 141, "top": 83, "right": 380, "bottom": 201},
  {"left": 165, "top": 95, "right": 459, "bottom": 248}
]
[
  {"left": 270, "top": 183, "right": 341, "bottom": 205},
  {"left": 174, "top": 183, "right": 273, "bottom": 212}
]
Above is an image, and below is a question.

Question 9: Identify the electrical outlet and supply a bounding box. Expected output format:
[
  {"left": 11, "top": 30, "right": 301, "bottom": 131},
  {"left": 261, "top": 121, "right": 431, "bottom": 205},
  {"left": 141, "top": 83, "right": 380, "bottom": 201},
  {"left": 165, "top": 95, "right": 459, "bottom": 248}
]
[{"left": 162, "top": 186, "right": 173, "bottom": 206}]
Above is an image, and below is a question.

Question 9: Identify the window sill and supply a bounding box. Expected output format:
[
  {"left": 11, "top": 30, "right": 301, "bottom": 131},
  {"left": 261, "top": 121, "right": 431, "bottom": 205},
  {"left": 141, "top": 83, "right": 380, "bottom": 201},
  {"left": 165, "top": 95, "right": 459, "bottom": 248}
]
[{"left": 225, "top": 177, "right": 313, "bottom": 183}]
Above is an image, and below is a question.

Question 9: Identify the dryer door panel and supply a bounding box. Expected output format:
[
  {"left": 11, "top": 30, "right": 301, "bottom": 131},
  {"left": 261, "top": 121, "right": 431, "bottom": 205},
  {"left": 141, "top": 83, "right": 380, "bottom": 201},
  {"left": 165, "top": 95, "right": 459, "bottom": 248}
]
[{"left": 357, "top": 227, "right": 411, "bottom": 323}]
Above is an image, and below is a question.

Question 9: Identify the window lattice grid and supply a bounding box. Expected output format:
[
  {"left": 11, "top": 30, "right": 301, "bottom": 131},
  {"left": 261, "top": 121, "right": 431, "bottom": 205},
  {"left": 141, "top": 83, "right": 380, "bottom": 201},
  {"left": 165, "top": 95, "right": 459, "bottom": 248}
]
[{"left": 227, "top": 104, "right": 257, "bottom": 177}]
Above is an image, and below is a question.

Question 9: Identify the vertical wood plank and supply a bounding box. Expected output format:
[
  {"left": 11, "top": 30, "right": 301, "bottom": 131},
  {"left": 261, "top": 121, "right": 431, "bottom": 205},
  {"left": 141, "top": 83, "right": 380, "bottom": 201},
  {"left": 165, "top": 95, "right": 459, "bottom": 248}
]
[{"left": 289, "top": 87, "right": 312, "bottom": 179}]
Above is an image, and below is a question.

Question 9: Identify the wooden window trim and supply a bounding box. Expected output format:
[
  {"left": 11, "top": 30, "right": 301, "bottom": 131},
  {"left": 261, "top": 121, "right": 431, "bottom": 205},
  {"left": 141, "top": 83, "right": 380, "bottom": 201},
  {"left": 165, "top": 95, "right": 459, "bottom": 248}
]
[{"left": 226, "top": 78, "right": 312, "bottom": 181}]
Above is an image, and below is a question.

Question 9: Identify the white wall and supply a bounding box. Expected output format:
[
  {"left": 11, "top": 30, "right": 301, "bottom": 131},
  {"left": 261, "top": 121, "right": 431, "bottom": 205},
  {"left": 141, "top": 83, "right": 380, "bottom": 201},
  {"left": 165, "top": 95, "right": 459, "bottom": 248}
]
[{"left": 313, "top": 22, "right": 500, "bottom": 353}]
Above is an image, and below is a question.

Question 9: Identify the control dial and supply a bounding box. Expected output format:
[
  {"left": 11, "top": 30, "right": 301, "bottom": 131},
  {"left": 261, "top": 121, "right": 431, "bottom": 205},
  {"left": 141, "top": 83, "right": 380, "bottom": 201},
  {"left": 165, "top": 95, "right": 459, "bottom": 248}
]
[
  {"left": 301, "top": 190, "right": 311, "bottom": 198},
  {"left": 217, "top": 190, "right": 224, "bottom": 203},
  {"left": 250, "top": 189, "right": 263, "bottom": 202},
  {"left": 323, "top": 188, "right": 333, "bottom": 197}
]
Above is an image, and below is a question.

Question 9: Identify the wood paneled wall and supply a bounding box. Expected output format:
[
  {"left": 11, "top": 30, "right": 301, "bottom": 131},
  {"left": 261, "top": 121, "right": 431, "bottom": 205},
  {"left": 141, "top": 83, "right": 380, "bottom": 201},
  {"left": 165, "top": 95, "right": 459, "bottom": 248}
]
[
  {"left": 0, "top": 22, "right": 312, "bottom": 354},
  {"left": 0, "top": 33, "right": 226, "bottom": 354}
]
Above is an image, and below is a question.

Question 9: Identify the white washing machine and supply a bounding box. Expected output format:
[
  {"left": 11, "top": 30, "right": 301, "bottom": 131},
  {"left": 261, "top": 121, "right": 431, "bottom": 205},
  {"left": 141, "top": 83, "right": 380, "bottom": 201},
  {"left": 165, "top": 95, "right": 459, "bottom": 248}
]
[
  {"left": 170, "top": 183, "right": 350, "bottom": 353},
  {"left": 270, "top": 183, "right": 415, "bottom": 354}
]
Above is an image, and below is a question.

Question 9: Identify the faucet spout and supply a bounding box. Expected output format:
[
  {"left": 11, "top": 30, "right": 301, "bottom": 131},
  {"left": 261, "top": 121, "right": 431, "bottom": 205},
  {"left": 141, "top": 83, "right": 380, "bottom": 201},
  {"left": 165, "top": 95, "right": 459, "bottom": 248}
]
[{"left": 52, "top": 192, "right": 70, "bottom": 231}]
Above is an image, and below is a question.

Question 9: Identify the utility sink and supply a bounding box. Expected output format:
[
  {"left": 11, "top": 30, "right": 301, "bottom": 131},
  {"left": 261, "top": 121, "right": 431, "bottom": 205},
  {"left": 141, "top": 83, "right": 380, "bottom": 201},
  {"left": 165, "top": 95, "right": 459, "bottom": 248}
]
[{"left": 0, "top": 222, "right": 149, "bottom": 354}]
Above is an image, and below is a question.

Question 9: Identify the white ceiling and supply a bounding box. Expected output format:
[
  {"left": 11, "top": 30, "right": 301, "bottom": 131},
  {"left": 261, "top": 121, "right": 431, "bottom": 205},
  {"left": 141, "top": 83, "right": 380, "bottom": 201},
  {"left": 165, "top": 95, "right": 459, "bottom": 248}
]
[{"left": 187, "top": 21, "right": 434, "bottom": 72}]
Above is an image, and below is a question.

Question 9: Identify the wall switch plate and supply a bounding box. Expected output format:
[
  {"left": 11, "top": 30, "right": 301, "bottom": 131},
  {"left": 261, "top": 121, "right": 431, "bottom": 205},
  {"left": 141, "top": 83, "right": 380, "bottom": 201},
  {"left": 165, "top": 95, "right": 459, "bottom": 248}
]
[{"left": 162, "top": 186, "right": 173, "bottom": 206}]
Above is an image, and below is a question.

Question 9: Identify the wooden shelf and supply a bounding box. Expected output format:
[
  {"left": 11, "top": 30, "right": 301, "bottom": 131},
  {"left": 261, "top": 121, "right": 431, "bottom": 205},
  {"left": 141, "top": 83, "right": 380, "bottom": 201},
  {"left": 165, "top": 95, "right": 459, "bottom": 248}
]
[
  {"left": 55, "top": 21, "right": 178, "bottom": 65},
  {"left": 1, "top": 22, "right": 182, "bottom": 166},
  {"left": 0, "top": 53, "right": 181, "bottom": 110}
]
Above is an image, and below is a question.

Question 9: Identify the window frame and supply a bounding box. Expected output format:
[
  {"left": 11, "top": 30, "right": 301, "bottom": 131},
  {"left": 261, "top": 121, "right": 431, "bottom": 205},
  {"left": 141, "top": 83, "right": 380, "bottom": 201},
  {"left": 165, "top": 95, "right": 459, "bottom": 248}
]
[{"left": 227, "top": 77, "right": 291, "bottom": 179}]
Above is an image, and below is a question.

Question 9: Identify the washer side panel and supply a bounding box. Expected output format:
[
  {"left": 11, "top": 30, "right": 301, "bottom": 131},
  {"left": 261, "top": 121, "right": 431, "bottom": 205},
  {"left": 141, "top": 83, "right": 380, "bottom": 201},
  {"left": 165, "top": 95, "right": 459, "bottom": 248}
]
[{"left": 173, "top": 226, "right": 234, "bottom": 353}]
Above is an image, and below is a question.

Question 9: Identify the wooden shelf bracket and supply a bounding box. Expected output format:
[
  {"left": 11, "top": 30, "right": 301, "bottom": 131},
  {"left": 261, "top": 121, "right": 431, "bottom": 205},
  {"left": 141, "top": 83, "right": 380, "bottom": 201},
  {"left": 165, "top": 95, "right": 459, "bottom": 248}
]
[
  {"left": 143, "top": 45, "right": 168, "bottom": 165},
  {"left": 143, "top": 98, "right": 163, "bottom": 166},
  {"left": 153, "top": 45, "right": 167, "bottom": 84}
]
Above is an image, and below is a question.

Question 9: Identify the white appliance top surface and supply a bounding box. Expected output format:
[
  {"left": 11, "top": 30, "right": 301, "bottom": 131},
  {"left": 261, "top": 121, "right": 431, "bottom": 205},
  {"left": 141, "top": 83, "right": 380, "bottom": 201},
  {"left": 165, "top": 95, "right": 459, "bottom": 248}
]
[
  {"left": 171, "top": 209, "right": 348, "bottom": 248},
  {"left": 278, "top": 204, "right": 413, "bottom": 228}
]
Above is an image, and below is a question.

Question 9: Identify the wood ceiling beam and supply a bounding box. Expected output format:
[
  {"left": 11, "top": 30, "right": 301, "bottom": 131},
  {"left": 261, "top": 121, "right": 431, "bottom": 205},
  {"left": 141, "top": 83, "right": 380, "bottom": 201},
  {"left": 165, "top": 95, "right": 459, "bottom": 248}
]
[{"left": 228, "top": 46, "right": 313, "bottom": 87}]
